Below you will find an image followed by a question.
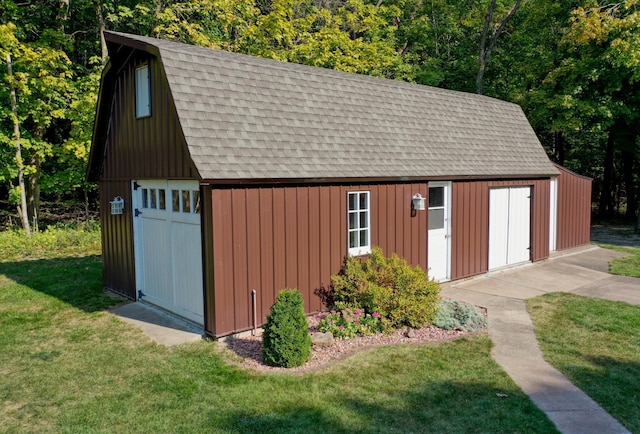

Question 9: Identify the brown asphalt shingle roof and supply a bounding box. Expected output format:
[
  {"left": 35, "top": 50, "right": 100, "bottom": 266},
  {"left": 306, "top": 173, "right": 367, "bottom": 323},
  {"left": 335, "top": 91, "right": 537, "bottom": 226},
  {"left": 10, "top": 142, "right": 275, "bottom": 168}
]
[{"left": 105, "top": 31, "right": 559, "bottom": 181}]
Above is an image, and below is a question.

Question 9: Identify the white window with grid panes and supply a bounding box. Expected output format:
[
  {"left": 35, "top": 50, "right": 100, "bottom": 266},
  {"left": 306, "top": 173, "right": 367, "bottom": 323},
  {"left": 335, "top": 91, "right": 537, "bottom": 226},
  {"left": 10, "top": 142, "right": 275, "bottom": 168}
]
[{"left": 348, "top": 191, "right": 371, "bottom": 256}]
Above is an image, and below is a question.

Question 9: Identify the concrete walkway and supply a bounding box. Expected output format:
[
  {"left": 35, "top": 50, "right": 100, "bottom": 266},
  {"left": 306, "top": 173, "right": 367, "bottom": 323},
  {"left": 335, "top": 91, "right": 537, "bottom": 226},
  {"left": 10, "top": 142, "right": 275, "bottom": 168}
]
[{"left": 442, "top": 246, "right": 639, "bottom": 434}]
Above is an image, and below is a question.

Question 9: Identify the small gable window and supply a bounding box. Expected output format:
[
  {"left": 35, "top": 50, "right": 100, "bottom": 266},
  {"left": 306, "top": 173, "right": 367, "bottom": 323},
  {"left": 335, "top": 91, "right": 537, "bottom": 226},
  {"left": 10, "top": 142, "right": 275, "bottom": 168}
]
[
  {"left": 135, "top": 64, "right": 151, "bottom": 118},
  {"left": 347, "top": 191, "right": 371, "bottom": 256}
]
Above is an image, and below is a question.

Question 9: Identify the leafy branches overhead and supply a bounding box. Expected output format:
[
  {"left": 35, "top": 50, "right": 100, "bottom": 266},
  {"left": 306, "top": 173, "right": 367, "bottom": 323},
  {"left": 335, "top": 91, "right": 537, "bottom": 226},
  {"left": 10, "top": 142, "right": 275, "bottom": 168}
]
[
  {"left": 477, "top": 0, "right": 523, "bottom": 94},
  {"left": 1, "top": 21, "right": 75, "bottom": 231},
  {"left": 524, "top": 0, "right": 640, "bottom": 217},
  {"left": 244, "top": 0, "right": 412, "bottom": 78}
]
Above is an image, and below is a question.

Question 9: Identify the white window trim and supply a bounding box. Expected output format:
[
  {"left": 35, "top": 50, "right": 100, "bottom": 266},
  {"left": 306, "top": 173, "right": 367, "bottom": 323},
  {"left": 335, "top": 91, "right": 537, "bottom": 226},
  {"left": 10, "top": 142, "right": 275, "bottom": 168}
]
[
  {"left": 347, "top": 191, "right": 371, "bottom": 256},
  {"left": 135, "top": 64, "right": 151, "bottom": 118}
]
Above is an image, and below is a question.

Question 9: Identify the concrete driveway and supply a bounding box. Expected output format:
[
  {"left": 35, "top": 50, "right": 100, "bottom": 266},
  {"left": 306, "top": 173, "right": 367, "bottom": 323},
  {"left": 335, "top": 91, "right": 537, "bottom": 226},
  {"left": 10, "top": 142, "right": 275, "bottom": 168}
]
[
  {"left": 444, "top": 247, "right": 640, "bottom": 306},
  {"left": 442, "top": 246, "right": 639, "bottom": 434}
]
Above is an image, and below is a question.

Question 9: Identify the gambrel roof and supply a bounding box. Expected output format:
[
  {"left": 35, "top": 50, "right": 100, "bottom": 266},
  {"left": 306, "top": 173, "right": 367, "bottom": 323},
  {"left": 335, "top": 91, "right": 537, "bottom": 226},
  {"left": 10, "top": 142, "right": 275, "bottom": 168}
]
[{"left": 90, "top": 31, "right": 558, "bottom": 182}]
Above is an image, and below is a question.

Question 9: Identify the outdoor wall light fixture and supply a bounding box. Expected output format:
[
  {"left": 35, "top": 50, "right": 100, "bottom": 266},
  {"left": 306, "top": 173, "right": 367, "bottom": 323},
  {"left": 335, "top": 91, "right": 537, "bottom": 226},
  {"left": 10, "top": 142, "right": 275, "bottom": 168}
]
[
  {"left": 412, "top": 193, "right": 426, "bottom": 211},
  {"left": 110, "top": 196, "right": 125, "bottom": 215}
]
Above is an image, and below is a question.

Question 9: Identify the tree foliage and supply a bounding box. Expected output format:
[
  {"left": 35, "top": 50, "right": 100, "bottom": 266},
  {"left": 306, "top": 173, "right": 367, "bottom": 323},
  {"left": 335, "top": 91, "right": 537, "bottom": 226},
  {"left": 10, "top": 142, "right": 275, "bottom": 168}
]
[{"left": 1, "top": 0, "right": 639, "bottom": 229}]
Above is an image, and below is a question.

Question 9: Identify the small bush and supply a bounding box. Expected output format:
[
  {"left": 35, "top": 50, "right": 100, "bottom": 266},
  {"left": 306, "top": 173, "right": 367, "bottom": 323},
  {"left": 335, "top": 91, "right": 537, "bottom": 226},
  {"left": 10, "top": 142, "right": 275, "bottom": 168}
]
[
  {"left": 330, "top": 247, "right": 441, "bottom": 330},
  {"left": 317, "top": 307, "right": 382, "bottom": 339},
  {"left": 434, "top": 300, "right": 487, "bottom": 332},
  {"left": 262, "top": 289, "right": 312, "bottom": 368}
]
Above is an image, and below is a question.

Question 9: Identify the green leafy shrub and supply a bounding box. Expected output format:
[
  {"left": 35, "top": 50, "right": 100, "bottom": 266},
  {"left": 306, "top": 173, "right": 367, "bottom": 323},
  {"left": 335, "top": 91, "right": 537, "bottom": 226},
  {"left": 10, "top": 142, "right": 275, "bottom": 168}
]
[
  {"left": 434, "top": 300, "right": 487, "bottom": 332},
  {"left": 262, "top": 289, "right": 312, "bottom": 368},
  {"left": 317, "top": 308, "right": 382, "bottom": 339},
  {"left": 330, "top": 247, "right": 441, "bottom": 330}
]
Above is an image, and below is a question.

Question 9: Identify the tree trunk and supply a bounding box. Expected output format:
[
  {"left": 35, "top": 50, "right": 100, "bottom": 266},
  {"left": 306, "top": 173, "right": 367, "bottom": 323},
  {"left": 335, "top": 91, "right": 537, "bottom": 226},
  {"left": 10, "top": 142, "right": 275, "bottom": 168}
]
[
  {"left": 598, "top": 127, "right": 616, "bottom": 217},
  {"left": 26, "top": 149, "right": 42, "bottom": 232},
  {"left": 57, "top": 0, "right": 70, "bottom": 30},
  {"left": 84, "top": 188, "right": 90, "bottom": 225},
  {"left": 476, "top": 0, "right": 522, "bottom": 94},
  {"left": 555, "top": 131, "right": 565, "bottom": 165},
  {"left": 6, "top": 54, "right": 31, "bottom": 235},
  {"left": 26, "top": 124, "right": 45, "bottom": 232},
  {"left": 622, "top": 149, "right": 636, "bottom": 219},
  {"left": 97, "top": 1, "right": 108, "bottom": 64}
]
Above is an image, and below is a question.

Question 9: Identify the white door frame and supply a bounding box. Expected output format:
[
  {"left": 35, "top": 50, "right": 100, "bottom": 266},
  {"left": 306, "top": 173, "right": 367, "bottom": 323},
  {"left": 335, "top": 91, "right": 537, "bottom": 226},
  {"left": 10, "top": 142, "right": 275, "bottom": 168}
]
[
  {"left": 132, "top": 180, "right": 144, "bottom": 301},
  {"left": 132, "top": 179, "right": 204, "bottom": 325},
  {"left": 549, "top": 177, "right": 558, "bottom": 252},
  {"left": 427, "top": 181, "right": 452, "bottom": 282},
  {"left": 488, "top": 186, "right": 532, "bottom": 270}
]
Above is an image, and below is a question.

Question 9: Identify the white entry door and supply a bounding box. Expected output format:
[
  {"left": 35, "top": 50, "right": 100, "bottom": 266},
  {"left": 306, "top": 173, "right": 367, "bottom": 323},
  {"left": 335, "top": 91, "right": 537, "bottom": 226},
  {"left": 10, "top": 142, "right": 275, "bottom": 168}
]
[
  {"left": 488, "top": 186, "right": 531, "bottom": 270},
  {"left": 428, "top": 182, "right": 451, "bottom": 282},
  {"left": 133, "top": 180, "right": 204, "bottom": 325}
]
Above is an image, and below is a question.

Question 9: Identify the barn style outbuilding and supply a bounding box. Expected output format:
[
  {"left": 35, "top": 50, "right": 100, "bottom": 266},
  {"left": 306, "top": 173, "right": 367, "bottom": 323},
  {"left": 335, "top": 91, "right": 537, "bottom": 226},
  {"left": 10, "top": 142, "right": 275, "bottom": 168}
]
[{"left": 88, "top": 31, "right": 591, "bottom": 338}]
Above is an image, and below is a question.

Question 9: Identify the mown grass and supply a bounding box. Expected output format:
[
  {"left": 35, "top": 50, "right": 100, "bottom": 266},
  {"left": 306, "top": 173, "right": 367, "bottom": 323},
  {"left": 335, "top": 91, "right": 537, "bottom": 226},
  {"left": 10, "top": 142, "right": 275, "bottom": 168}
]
[
  {"left": 599, "top": 244, "right": 640, "bottom": 278},
  {"left": 528, "top": 293, "right": 640, "bottom": 433},
  {"left": 0, "top": 237, "right": 558, "bottom": 433},
  {"left": 594, "top": 223, "right": 640, "bottom": 277}
]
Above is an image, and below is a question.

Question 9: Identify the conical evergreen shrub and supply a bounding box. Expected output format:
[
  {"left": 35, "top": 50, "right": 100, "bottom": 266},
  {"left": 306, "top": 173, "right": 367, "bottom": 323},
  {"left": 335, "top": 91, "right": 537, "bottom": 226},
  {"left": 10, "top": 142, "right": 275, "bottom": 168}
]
[{"left": 262, "top": 289, "right": 312, "bottom": 368}]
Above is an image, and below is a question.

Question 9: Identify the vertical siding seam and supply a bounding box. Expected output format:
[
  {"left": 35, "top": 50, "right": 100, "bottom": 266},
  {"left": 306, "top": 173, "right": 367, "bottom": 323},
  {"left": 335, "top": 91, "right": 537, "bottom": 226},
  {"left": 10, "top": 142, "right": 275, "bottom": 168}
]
[
  {"left": 244, "top": 189, "right": 250, "bottom": 327},
  {"left": 257, "top": 188, "right": 263, "bottom": 323},
  {"left": 230, "top": 189, "right": 236, "bottom": 331}
]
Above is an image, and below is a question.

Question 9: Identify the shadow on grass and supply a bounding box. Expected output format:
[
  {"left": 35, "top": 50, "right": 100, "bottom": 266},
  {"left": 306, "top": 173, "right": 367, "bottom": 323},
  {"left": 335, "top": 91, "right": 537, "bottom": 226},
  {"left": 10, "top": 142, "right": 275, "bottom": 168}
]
[
  {"left": 0, "top": 255, "right": 121, "bottom": 312},
  {"left": 208, "top": 379, "right": 559, "bottom": 433},
  {"left": 560, "top": 355, "right": 639, "bottom": 433}
]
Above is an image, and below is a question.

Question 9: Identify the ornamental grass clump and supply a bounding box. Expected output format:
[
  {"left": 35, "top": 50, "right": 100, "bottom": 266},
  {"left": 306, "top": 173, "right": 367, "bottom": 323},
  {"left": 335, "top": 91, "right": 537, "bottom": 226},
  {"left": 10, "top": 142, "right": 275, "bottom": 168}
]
[
  {"left": 434, "top": 300, "right": 487, "bottom": 332},
  {"left": 317, "top": 308, "right": 383, "bottom": 339},
  {"left": 262, "top": 289, "right": 312, "bottom": 368},
  {"left": 330, "top": 247, "right": 441, "bottom": 331}
]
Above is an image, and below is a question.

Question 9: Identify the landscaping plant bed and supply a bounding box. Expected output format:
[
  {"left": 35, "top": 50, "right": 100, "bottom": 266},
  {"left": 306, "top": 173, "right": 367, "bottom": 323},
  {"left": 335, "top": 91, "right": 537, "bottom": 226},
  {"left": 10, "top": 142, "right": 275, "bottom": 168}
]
[{"left": 220, "top": 317, "right": 482, "bottom": 373}]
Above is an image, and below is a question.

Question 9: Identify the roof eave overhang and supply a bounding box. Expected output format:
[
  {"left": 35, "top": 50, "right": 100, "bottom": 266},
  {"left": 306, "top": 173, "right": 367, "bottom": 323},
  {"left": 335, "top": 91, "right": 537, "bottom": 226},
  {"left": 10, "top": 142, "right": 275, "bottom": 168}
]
[
  {"left": 87, "top": 32, "right": 163, "bottom": 182},
  {"left": 552, "top": 163, "right": 593, "bottom": 181},
  {"left": 104, "top": 31, "right": 161, "bottom": 57},
  {"left": 199, "top": 173, "right": 558, "bottom": 186}
]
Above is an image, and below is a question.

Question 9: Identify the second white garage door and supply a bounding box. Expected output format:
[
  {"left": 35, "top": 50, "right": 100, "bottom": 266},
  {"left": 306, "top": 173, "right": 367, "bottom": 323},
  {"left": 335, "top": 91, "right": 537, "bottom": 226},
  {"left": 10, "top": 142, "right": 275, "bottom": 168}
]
[{"left": 488, "top": 187, "right": 531, "bottom": 270}]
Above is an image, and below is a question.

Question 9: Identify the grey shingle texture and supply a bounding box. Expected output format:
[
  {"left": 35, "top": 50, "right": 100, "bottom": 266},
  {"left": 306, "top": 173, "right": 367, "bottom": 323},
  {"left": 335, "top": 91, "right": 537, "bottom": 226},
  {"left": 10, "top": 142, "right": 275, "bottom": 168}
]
[{"left": 109, "top": 32, "right": 559, "bottom": 181}]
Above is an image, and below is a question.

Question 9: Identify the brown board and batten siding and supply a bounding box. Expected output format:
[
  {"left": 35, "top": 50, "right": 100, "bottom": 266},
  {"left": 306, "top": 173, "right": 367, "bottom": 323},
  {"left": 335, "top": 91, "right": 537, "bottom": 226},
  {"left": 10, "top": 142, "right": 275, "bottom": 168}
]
[
  {"left": 89, "top": 32, "right": 588, "bottom": 339},
  {"left": 451, "top": 179, "right": 550, "bottom": 280},
  {"left": 556, "top": 165, "right": 592, "bottom": 250},
  {"left": 101, "top": 55, "right": 198, "bottom": 181},
  {"left": 98, "top": 54, "right": 200, "bottom": 299},
  {"left": 99, "top": 181, "right": 136, "bottom": 298},
  {"left": 209, "top": 183, "right": 428, "bottom": 337}
]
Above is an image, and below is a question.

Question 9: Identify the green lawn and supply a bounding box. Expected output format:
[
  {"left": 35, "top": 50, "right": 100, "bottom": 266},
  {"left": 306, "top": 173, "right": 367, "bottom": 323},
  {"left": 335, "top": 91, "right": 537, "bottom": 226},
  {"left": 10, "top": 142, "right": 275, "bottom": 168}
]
[
  {"left": 601, "top": 244, "right": 640, "bottom": 278},
  {"left": 0, "top": 253, "right": 557, "bottom": 432},
  {"left": 528, "top": 293, "right": 640, "bottom": 433}
]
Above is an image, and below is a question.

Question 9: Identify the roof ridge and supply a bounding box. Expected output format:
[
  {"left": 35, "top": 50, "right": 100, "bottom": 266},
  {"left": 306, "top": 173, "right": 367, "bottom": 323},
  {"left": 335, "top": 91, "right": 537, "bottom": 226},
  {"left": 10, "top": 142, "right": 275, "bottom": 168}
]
[{"left": 107, "top": 31, "right": 516, "bottom": 109}]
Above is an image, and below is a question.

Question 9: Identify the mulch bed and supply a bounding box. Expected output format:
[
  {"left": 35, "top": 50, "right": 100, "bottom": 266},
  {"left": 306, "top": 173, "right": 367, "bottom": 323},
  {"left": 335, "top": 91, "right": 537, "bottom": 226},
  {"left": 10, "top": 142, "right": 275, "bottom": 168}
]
[{"left": 218, "top": 317, "right": 481, "bottom": 374}]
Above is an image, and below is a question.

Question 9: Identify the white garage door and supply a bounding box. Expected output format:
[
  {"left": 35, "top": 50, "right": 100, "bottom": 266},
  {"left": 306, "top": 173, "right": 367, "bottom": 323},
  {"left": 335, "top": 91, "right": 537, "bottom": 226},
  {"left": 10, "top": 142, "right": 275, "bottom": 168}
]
[
  {"left": 488, "top": 187, "right": 531, "bottom": 270},
  {"left": 133, "top": 180, "right": 204, "bottom": 325}
]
